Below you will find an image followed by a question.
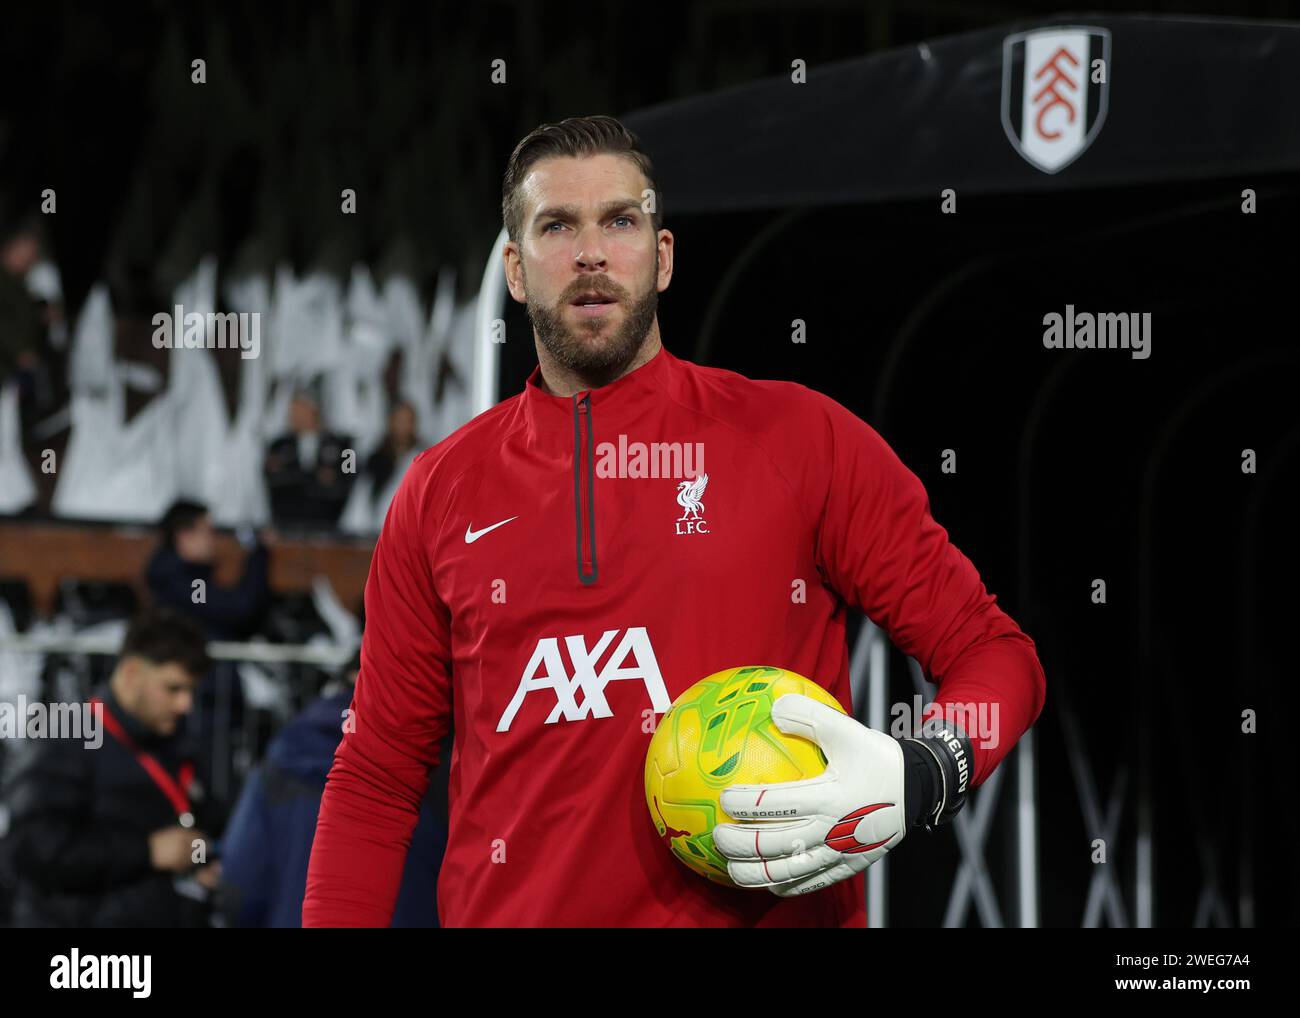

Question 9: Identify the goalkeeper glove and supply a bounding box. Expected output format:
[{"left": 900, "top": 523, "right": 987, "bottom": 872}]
[{"left": 712, "top": 692, "right": 971, "bottom": 895}]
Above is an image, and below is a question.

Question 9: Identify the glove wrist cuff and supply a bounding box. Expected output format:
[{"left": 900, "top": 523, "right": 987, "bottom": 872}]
[{"left": 902, "top": 720, "right": 973, "bottom": 829}]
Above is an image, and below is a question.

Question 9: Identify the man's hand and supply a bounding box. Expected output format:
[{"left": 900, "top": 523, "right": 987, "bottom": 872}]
[
  {"left": 193, "top": 860, "right": 222, "bottom": 890},
  {"left": 712, "top": 693, "right": 908, "bottom": 897},
  {"left": 148, "top": 825, "right": 207, "bottom": 874}
]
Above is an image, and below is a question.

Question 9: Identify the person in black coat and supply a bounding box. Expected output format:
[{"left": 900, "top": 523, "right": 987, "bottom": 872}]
[
  {"left": 5, "top": 610, "right": 225, "bottom": 927},
  {"left": 145, "top": 500, "right": 270, "bottom": 643},
  {"left": 145, "top": 500, "right": 270, "bottom": 801},
  {"left": 263, "top": 391, "right": 355, "bottom": 530},
  {"left": 0, "top": 216, "right": 42, "bottom": 388},
  {"left": 364, "top": 400, "right": 420, "bottom": 497}
]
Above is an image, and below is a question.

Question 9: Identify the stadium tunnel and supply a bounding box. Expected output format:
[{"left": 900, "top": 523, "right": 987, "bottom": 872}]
[{"left": 475, "top": 13, "right": 1300, "bottom": 927}]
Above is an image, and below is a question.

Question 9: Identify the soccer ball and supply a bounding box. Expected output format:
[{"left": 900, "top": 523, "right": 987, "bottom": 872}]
[{"left": 644, "top": 665, "right": 846, "bottom": 886}]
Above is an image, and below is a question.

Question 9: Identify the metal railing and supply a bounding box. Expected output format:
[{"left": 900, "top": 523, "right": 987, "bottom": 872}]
[{"left": 0, "top": 634, "right": 355, "bottom": 807}]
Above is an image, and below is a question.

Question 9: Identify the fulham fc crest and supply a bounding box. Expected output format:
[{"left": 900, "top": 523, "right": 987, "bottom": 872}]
[{"left": 1002, "top": 26, "right": 1110, "bottom": 174}]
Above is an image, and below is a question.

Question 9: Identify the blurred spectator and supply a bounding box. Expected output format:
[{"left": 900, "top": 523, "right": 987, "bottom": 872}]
[
  {"left": 5, "top": 609, "right": 225, "bottom": 927},
  {"left": 365, "top": 399, "right": 421, "bottom": 496},
  {"left": 146, "top": 500, "right": 270, "bottom": 641},
  {"left": 146, "top": 500, "right": 271, "bottom": 804},
  {"left": 264, "top": 390, "right": 355, "bottom": 529},
  {"left": 217, "top": 652, "right": 446, "bottom": 927},
  {"left": 0, "top": 217, "right": 43, "bottom": 388}
]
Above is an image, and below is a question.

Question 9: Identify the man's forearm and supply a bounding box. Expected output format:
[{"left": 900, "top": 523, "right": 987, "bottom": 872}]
[
  {"left": 302, "top": 750, "right": 425, "bottom": 927},
  {"left": 922, "top": 631, "right": 1045, "bottom": 788}
]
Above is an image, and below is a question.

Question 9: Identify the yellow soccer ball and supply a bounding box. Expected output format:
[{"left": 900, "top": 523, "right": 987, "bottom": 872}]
[{"left": 644, "top": 665, "right": 846, "bottom": 886}]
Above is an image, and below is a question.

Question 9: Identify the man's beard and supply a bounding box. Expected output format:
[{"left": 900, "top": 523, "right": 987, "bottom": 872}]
[{"left": 526, "top": 270, "right": 658, "bottom": 385}]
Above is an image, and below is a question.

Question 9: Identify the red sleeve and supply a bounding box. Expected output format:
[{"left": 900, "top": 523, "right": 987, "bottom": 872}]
[
  {"left": 303, "top": 455, "right": 452, "bottom": 926},
  {"left": 806, "top": 390, "right": 1045, "bottom": 786}
]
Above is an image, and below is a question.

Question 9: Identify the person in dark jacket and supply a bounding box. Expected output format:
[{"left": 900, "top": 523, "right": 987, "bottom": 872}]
[
  {"left": 145, "top": 500, "right": 270, "bottom": 801},
  {"left": 264, "top": 390, "right": 355, "bottom": 529},
  {"left": 0, "top": 216, "right": 42, "bottom": 387},
  {"left": 5, "top": 609, "right": 225, "bottom": 927},
  {"left": 364, "top": 399, "right": 420, "bottom": 496},
  {"left": 217, "top": 654, "right": 447, "bottom": 927},
  {"left": 145, "top": 500, "right": 270, "bottom": 642}
]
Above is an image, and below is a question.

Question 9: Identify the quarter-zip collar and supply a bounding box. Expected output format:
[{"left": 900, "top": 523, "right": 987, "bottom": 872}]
[
  {"left": 521, "top": 343, "right": 677, "bottom": 433},
  {"left": 520, "top": 343, "right": 677, "bottom": 585}
]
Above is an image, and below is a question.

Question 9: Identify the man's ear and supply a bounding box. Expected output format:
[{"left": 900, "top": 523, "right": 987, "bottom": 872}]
[
  {"left": 115, "top": 656, "right": 141, "bottom": 698},
  {"left": 503, "top": 242, "right": 527, "bottom": 304},
  {"left": 655, "top": 228, "right": 675, "bottom": 293}
]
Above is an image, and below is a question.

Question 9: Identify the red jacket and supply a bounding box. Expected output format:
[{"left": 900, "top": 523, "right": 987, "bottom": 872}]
[{"left": 303, "top": 344, "right": 1045, "bottom": 927}]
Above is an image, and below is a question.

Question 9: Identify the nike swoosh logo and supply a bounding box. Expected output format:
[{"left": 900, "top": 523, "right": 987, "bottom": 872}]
[{"left": 464, "top": 516, "right": 519, "bottom": 544}]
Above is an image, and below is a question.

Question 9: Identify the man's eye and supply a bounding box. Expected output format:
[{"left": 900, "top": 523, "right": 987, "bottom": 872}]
[
  {"left": 612, "top": 215, "right": 633, "bottom": 228},
  {"left": 544, "top": 221, "right": 566, "bottom": 232}
]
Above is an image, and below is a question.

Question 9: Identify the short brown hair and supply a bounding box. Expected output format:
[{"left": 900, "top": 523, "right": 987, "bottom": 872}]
[
  {"left": 501, "top": 115, "right": 663, "bottom": 244},
  {"left": 121, "top": 608, "right": 212, "bottom": 680},
  {"left": 158, "top": 499, "right": 208, "bottom": 550}
]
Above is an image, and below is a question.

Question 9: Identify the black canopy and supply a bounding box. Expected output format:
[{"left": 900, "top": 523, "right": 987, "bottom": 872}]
[{"left": 622, "top": 14, "right": 1300, "bottom": 211}]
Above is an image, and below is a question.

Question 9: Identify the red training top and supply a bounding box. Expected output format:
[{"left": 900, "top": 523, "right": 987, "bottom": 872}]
[{"left": 303, "top": 344, "right": 1045, "bottom": 927}]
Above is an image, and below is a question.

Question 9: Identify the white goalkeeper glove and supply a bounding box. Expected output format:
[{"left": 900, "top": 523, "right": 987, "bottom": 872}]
[{"left": 712, "top": 692, "right": 970, "bottom": 896}]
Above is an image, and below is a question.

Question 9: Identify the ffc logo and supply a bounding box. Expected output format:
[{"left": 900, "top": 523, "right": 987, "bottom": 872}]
[
  {"left": 1001, "top": 26, "right": 1111, "bottom": 174},
  {"left": 497, "top": 626, "right": 671, "bottom": 732}
]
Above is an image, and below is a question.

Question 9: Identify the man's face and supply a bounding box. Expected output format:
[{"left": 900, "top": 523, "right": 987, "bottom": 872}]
[
  {"left": 175, "top": 513, "right": 216, "bottom": 564},
  {"left": 505, "top": 153, "right": 673, "bottom": 380},
  {"left": 2, "top": 232, "right": 39, "bottom": 277},
  {"left": 390, "top": 403, "right": 416, "bottom": 445},
  {"left": 116, "top": 658, "right": 198, "bottom": 737},
  {"left": 289, "top": 397, "right": 320, "bottom": 435}
]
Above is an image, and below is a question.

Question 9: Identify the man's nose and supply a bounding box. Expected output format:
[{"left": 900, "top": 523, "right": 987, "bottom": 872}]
[{"left": 573, "top": 229, "right": 607, "bottom": 268}]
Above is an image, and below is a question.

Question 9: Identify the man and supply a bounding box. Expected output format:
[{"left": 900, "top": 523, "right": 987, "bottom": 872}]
[
  {"left": 146, "top": 500, "right": 271, "bottom": 642},
  {"left": 304, "top": 116, "right": 1046, "bottom": 927},
  {"left": 145, "top": 499, "right": 270, "bottom": 797},
  {"left": 7, "top": 609, "right": 223, "bottom": 927},
  {"left": 0, "top": 215, "right": 43, "bottom": 388},
  {"left": 264, "top": 389, "right": 354, "bottom": 529}
]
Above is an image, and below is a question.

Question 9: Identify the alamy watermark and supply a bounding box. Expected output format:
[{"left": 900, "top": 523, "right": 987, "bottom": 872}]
[
  {"left": 889, "top": 695, "right": 1000, "bottom": 750},
  {"left": 1042, "top": 304, "right": 1151, "bottom": 360},
  {"left": 0, "top": 697, "right": 102, "bottom": 748},
  {"left": 152, "top": 304, "right": 261, "bottom": 359},
  {"left": 50, "top": 950, "right": 150, "bottom": 998},
  {"left": 595, "top": 433, "right": 704, "bottom": 479}
]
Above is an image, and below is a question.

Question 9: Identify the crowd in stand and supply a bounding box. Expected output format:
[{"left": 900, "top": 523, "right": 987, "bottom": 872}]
[
  {"left": 0, "top": 211, "right": 461, "bottom": 927},
  {"left": 0, "top": 212, "right": 474, "bottom": 534}
]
